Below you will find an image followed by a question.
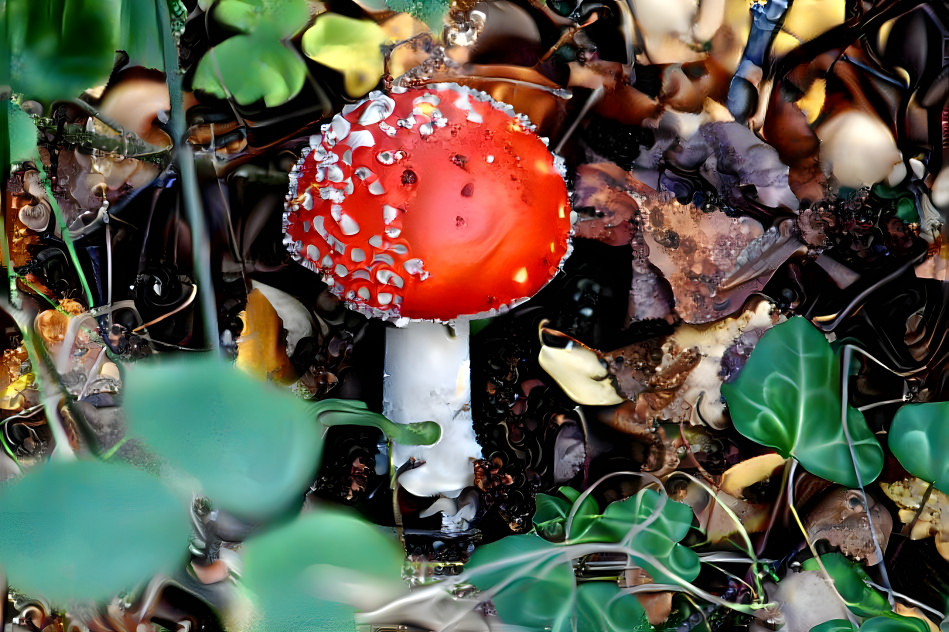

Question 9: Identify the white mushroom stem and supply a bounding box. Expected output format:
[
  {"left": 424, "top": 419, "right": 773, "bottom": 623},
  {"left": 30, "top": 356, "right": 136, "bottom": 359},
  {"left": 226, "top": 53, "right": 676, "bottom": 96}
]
[{"left": 383, "top": 321, "right": 482, "bottom": 499}]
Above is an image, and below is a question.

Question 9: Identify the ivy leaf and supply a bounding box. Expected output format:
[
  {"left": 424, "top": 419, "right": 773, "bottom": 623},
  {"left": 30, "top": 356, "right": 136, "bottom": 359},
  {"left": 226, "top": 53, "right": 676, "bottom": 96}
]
[
  {"left": 241, "top": 508, "right": 408, "bottom": 632},
  {"left": 586, "top": 489, "right": 700, "bottom": 585},
  {"left": 721, "top": 317, "right": 883, "bottom": 487},
  {"left": 889, "top": 402, "right": 949, "bottom": 493},
  {"left": 467, "top": 533, "right": 575, "bottom": 630},
  {"left": 800, "top": 553, "right": 926, "bottom": 632},
  {"left": 535, "top": 487, "right": 699, "bottom": 586},
  {"left": 385, "top": 0, "right": 450, "bottom": 31},
  {"left": 0, "top": 460, "right": 189, "bottom": 604},
  {"left": 533, "top": 486, "right": 600, "bottom": 543},
  {"left": 123, "top": 355, "right": 322, "bottom": 519},
  {"left": 803, "top": 553, "right": 890, "bottom": 618},
  {"left": 575, "top": 583, "right": 651, "bottom": 632},
  {"left": 301, "top": 14, "right": 386, "bottom": 97},
  {"left": 192, "top": 22, "right": 307, "bottom": 107},
  {"left": 860, "top": 617, "right": 930, "bottom": 632},
  {"left": 4, "top": 0, "right": 120, "bottom": 101}
]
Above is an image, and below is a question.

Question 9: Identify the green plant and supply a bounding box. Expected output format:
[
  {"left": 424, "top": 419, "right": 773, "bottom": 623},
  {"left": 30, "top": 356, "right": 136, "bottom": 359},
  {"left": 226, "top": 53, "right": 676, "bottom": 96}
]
[
  {"left": 0, "top": 460, "right": 190, "bottom": 604},
  {"left": 191, "top": 0, "right": 311, "bottom": 107},
  {"left": 0, "top": 353, "right": 438, "bottom": 606},
  {"left": 240, "top": 508, "right": 410, "bottom": 632},
  {"left": 888, "top": 402, "right": 949, "bottom": 493},
  {"left": 803, "top": 554, "right": 930, "bottom": 632},
  {"left": 123, "top": 355, "right": 439, "bottom": 520},
  {"left": 721, "top": 316, "right": 884, "bottom": 488},
  {"left": 463, "top": 486, "right": 701, "bottom": 631}
]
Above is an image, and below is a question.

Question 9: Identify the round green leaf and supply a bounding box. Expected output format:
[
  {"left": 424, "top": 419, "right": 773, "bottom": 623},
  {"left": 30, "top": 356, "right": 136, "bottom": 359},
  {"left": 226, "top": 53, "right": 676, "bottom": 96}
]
[
  {"left": 123, "top": 355, "right": 321, "bottom": 519},
  {"left": 600, "top": 489, "right": 701, "bottom": 585},
  {"left": 890, "top": 402, "right": 949, "bottom": 493},
  {"left": 0, "top": 460, "right": 189, "bottom": 604},
  {"left": 468, "top": 533, "right": 574, "bottom": 629},
  {"left": 241, "top": 509, "right": 408, "bottom": 632},
  {"left": 192, "top": 23, "right": 306, "bottom": 107},
  {"left": 575, "top": 583, "right": 650, "bottom": 632},
  {"left": 213, "top": 0, "right": 308, "bottom": 35},
  {"left": 721, "top": 317, "right": 883, "bottom": 487},
  {"left": 7, "top": 102, "right": 39, "bottom": 163},
  {"left": 861, "top": 616, "right": 931, "bottom": 632},
  {"left": 802, "top": 554, "right": 889, "bottom": 619},
  {"left": 533, "top": 486, "right": 599, "bottom": 543}
]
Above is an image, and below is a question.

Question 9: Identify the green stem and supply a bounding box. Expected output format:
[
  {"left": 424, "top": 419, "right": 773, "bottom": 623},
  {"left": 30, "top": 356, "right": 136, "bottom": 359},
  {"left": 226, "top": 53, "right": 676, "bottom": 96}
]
[
  {"left": 2, "top": 305, "right": 76, "bottom": 459},
  {"left": 1, "top": 2, "right": 17, "bottom": 306},
  {"left": 33, "top": 158, "right": 95, "bottom": 307},
  {"left": 156, "top": 0, "right": 219, "bottom": 351}
]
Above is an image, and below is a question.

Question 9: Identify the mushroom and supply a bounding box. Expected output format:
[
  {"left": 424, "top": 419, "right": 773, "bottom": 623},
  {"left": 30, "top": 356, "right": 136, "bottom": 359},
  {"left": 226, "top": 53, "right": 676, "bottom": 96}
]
[
  {"left": 17, "top": 169, "right": 52, "bottom": 232},
  {"left": 284, "top": 84, "right": 572, "bottom": 498}
]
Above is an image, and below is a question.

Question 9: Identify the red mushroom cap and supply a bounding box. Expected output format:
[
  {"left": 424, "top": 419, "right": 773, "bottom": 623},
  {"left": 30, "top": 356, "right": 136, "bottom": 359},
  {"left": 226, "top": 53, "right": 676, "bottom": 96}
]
[{"left": 284, "top": 83, "right": 572, "bottom": 321}]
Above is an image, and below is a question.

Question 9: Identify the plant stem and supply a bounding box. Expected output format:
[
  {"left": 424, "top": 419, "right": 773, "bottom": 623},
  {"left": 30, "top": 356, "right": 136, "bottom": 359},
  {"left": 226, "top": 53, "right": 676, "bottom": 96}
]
[
  {"left": 33, "top": 158, "right": 95, "bottom": 307},
  {"left": 156, "top": 0, "right": 219, "bottom": 351},
  {"left": 0, "top": 1, "right": 17, "bottom": 307}
]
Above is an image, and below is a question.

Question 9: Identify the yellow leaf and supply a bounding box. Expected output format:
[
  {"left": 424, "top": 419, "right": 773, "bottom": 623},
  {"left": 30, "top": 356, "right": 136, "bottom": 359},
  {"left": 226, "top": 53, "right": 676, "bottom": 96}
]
[
  {"left": 538, "top": 326, "right": 624, "bottom": 406},
  {"left": 302, "top": 14, "right": 386, "bottom": 97},
  {"left": 236, "top": 289, "right": 296, "bottom": 384}
]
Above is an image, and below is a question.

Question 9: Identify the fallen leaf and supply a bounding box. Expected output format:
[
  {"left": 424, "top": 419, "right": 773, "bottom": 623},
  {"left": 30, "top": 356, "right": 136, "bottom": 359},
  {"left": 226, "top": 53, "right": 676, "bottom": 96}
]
[{"left": 236, "top": 288, "right": 297, "bottom": 384}]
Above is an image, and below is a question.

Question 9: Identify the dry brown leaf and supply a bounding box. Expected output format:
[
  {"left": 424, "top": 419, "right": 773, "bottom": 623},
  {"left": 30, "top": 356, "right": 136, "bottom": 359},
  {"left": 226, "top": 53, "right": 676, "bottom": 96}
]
[
  {"left": 236, "top": 289, "right": 297, "bottom": 384},
  {"left": 881, "top": 477, "right": 949, "bottom": 563}
]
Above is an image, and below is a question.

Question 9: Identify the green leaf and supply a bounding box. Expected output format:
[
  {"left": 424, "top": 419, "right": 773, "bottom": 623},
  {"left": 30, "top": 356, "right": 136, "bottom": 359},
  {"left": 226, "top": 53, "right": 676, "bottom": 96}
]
[
  {"left": 890, "top": 402, "right": 949, "bottom": 493},
  {"left": 721, "top": 317, "right": 884, "bottom": 487},
  {"left": 116, "top": 0, "right": 165, "bottom": 69},
  {"left": 592, "top": 489, "right": 700, "bottom": 585},
  {"left": 467, "top": 533, "right": 575, "bottom": 630},
  {"left": 533, "top": 486, "right": 599, "bottom": 543},
  {"left": 0, "top": 460, "right": 189, "bottom": 604},
  {"left": 385, "top": 0, "right": 450, "bottom": 31},
  {"left": 802, "top": 554, "right": 890, "bottom": 619},
  {"left": 301, "top": 14, "right": 386, "bottom": 97},
  {"left": 309, "top": 398, "right": 440, "bottom": 446},
  {"left": 862, "top": 616, "right": 931, "bottom": 632},
  {"left": 192, "top": 21, "right": 307, "bottom": 107},
  {"left": 811, "top": 621, "right": 860, "bottom": 632},
  {"left": 5, "top": 0, "right": 120, "bottom": 101},
  {"left": 7, "top": 101, "right": 39, "bottom": 162},
  {"left": 123, "top": 355, "right": 322, "bottom": 519},
  {"left": 241, "top": 508, "right": 408, "bottom": 632},
  {"left": 212, "top": 0, "right": 308, "bottom": 36},
  {"left": 575, "top": 583, "right": 651, "bottom": 632}
]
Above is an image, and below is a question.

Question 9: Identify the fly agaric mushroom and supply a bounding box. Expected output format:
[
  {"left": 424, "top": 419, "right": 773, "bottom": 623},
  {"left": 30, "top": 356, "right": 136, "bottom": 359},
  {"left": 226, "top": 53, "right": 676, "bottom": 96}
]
[{"left": 284, "top": 83, "right": 572, "bottom": 498}]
